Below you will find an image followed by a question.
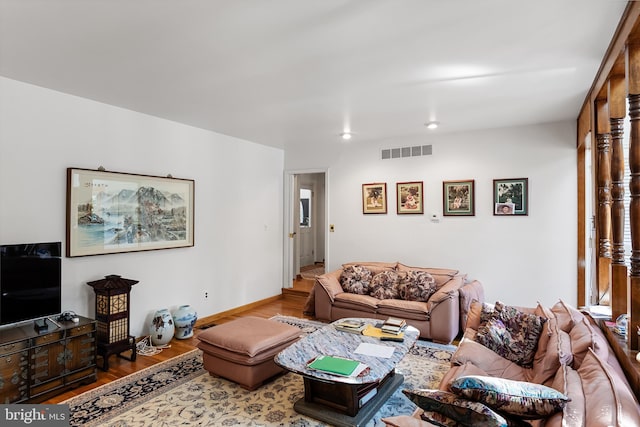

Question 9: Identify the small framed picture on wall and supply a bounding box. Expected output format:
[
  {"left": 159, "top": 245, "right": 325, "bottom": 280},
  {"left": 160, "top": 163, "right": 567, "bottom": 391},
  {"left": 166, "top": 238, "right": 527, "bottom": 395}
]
[
  {"left": 396, "top": 181, "right": 423, "bottom": 214},
  {"left": 443, "top": 180, "right": 475, "bottom": 216},
  {"left": 362, "top": 183, "right": 387, "bottom": 214},
  {"left": 493, "top": 178, "right": 528, "bottom": 215}
]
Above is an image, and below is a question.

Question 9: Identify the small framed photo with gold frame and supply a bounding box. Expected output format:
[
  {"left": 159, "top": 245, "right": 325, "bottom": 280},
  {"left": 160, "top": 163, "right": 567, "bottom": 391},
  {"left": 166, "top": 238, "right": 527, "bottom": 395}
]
[
  {"left": 396, "top": 181, "right": 423, "bottom": 214},
  {"left": 362, "top": 183, "right": 387, "bottom": 214}
]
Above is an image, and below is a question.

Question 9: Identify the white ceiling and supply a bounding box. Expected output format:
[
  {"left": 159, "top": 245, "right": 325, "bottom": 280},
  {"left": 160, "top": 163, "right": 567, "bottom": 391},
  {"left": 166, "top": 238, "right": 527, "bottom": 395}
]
[{"left": 0, "top": 0, "right": 629, "bottom": 150}]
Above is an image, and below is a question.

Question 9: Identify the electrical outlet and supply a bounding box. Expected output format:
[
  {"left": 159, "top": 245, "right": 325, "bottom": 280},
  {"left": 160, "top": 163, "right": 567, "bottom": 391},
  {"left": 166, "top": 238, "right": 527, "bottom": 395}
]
[{"left": 204, "top": 291, "right": 209, "bottom": 299}]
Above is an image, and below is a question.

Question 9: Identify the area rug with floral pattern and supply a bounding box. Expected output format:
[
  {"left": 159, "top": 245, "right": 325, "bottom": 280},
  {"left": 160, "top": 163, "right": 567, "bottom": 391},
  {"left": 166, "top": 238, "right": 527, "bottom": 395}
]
[{"left": 64, "top": 316, "right": 455, "bottom": 427}]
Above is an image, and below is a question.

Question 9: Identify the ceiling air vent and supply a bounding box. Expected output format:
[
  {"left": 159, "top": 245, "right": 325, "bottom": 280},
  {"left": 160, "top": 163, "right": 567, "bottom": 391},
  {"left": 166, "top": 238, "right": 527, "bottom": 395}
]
[{"left": 381, "top": 145, "right": 432, "bottom": 160}]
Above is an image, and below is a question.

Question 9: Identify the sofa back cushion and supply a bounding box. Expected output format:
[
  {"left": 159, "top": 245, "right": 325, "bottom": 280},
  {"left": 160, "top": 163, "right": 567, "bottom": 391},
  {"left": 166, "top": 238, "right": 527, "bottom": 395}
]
[
  {"left": 568, "top": 316, "right": 609, "bottom": 369},
  {"left": 551, "top": 300, "right": 585, "bottom": 333},
  {"left": 577, "top": 349, "right": 640, "bottom": 427},
  {"left": 396, "top": 263, "right": 459, "bottom": 288},
  {"left": 547, "top": 364, "right": 585, "bottom": 427}
]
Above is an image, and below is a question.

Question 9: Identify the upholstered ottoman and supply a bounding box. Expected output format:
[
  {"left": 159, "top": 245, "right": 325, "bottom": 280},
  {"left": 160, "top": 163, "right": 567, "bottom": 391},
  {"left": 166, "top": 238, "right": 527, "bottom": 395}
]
[{"left": 196, "top": 316, "right": 301, "bottom": 390}]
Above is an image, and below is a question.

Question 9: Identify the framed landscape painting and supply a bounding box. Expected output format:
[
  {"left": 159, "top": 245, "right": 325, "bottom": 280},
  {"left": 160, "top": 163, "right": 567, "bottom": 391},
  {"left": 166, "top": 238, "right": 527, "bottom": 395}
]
[
  {"left": 66, "top": 168, "right": 195, "bottom": 257},
  {"left": 493, "top": 178, "right": 528, "bottom": 215},
  {"left": 443, "top": 180, "right": 475, "bottom": 216},
  {"left": 362, "top": 183, "right": 387, "bottom": 214},
  {"left": 396, "top": 181, "right": 423, "bottom": 214}
]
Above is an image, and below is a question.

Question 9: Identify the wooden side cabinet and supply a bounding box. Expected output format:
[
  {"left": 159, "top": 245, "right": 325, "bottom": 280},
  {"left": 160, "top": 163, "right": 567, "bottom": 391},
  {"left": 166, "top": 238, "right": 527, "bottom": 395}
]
[{"left": 0, "top": 316, "right": 97, "bottom": 403}]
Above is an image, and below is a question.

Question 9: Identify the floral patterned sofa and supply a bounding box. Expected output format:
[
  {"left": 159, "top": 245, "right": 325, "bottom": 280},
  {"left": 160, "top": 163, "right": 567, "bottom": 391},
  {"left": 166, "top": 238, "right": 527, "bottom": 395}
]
[
  {"left": 308, "top": 261, "right": 484, "bottom": 344},
  {"left": 383, "top": 300, "right": 640, "bottom": 427}
]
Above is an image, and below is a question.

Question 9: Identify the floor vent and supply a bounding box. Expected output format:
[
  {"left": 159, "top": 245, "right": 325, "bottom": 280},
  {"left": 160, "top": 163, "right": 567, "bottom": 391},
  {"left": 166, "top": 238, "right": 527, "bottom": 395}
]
[{"left": 381, "top": 145, "right": 432, "bottom": 160}]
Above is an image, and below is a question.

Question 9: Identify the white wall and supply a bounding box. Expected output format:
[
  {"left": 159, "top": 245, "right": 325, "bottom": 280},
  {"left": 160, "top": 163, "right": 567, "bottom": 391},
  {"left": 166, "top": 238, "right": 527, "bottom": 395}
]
[
  {"left": 285, "top": 122, "right": 578, "bottom": 307},
  {"left": 0, "top": 77, "right": 284, "bottom": 336}
]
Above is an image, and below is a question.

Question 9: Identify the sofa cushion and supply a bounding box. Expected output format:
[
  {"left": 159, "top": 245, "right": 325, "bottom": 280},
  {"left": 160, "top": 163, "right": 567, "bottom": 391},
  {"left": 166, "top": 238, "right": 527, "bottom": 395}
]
[
  {"left": 547, "top": 363, "right": 585, "bottom": 427},
  {"left": 568, "top": 316, "right": 609, "bottom": 369},
  {"left": 377, "top": 298, "right": 430, "bottom": 320},
  {"left": 451, "top": 336, "right": 531, "bottom": 382},
  {"left": 577, "top": 348, "right": 640, "bottom": 427},
  {"left": 450, "top": 375, "right": 569, "bottom": 419},
  {"left": 532, "top": 320, "right": 573, "bottom": 385},
  {"left": 398, "top": 270, "right": 437, "bottom": 302},
  {"left": 333, "top": 292, "right": 379, "bottom": 312},
  {"left": 381, "top": 414, "right": 432, "bottom": 427},
  {"left": 439, "top": 362, "right": 490, "bottom": 392},
  {"left": 369, "top": 270, "right": 401, "bottom": 299},
  {"left": 339, "top": 265, "right": 373, "bottom": 294},
  {"left": 402, "top": 389, "right": 529, "bottom": 427},
  {"left": 551, "top": 300, "right": 585, "bottom": 333}
]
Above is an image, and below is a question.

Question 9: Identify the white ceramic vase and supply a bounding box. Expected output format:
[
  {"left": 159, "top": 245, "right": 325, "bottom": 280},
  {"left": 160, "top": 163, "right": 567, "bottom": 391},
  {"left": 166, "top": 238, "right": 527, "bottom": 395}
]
[
  {"left": 149, "top": 308, "right": 175, "bottom": 345},
  {"left": 172, "top": 305, "right": 198, "bottom": 339}
]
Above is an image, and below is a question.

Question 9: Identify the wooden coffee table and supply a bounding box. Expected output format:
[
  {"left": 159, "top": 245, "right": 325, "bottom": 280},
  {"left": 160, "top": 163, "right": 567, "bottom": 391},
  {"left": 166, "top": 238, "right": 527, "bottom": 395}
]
[{"left": 274, "top": 318, "right": 418, "bottom": 427}]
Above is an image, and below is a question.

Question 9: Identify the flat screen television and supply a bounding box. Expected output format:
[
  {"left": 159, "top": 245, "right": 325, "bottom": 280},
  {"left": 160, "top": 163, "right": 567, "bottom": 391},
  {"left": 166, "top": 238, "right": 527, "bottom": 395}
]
[{"left": 0, "top": 242, "right": 62, "bottom": 326}]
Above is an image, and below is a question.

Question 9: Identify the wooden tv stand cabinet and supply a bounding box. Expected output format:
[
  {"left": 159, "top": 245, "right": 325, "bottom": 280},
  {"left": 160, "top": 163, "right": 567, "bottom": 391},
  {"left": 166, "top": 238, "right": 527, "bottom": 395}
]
[{"left": 0, "top": 316, "right": 97, "bottom": 403}]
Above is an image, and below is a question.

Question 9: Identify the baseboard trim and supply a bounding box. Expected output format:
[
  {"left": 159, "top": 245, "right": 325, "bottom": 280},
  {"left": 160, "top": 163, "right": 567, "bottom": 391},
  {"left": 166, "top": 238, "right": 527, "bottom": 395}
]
[{"left": 195, "top": 294, "right": 282, "bottom": 327}]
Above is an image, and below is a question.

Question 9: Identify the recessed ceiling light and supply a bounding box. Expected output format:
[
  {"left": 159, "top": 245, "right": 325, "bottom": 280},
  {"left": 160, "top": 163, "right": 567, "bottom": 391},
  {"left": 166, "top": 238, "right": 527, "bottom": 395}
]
[
  {"left": 425, "top": 121, "right": 439, "bottom": 130},
  {"left": 340, "top": 132, "right": 352, "bottom": 140}
]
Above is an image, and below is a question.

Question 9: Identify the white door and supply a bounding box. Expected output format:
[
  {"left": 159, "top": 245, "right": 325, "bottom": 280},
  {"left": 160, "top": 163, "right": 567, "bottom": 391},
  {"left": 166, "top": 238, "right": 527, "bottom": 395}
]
[{"left": 299, "top": 186, "right": 315, "bottom": 267}]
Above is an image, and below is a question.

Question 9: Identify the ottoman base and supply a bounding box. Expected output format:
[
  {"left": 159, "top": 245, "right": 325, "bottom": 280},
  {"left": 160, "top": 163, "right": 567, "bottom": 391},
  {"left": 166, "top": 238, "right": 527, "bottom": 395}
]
[
  {"left": 196, "top": 316, "right": 301, "bottom": 390},
  {"left": 202, "top": 351, "right": 286, "bottom": 390}
]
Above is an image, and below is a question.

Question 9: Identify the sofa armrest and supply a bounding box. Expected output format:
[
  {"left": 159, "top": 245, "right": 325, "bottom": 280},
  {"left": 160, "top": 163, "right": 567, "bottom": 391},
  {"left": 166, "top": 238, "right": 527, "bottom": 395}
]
[
  {"left": 458, "top": 280, "right": 484, "bottom": 330},
  {"left": 313, "top": 269, "right": 344, "bottom": 321},
  {"left": 427, "top": 293, "right": 460, "bottom": 344},
  {"left": 315, "top": 269, "right": 344, "bottom": 302},
  {"left": 427, "top": 275, "right": 464, "bottom": 307}
]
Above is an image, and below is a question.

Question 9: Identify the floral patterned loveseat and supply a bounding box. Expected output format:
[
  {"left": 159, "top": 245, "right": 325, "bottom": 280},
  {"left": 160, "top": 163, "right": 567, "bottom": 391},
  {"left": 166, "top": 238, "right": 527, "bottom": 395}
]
[{"left": 308, "top": 261, "right": 483, "bottom": 344}]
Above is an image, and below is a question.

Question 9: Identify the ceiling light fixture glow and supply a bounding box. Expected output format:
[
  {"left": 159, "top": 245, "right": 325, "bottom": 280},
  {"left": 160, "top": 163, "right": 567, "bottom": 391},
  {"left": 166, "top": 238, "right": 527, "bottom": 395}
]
[
  {"left": 340, "top": 132, "right": 352, "bottom": 140},
  {"left": 425, "top": 121, "right": 439, "bottom": 130}
]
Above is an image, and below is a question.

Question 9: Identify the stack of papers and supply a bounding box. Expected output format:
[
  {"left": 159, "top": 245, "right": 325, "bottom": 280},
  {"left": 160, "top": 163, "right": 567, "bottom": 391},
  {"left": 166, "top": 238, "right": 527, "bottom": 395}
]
[{"left": 307, "top": 355, "right": 368, "bottom": 377}]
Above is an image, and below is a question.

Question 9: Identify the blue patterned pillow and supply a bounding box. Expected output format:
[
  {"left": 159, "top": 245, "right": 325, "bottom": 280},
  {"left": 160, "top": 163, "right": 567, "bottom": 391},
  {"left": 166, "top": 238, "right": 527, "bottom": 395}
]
[
  {"left": 402, "top": 389, "right": 528, "bottom": 427},
  {"left": 450, "top": 375, "right": 569, "bottom": 419}
]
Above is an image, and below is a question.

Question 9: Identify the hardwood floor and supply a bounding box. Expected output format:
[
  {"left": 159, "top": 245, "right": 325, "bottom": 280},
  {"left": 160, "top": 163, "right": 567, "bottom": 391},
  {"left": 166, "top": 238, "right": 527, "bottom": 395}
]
[{"left": 45, "top": 278, "right": 316, "bottom": 404}]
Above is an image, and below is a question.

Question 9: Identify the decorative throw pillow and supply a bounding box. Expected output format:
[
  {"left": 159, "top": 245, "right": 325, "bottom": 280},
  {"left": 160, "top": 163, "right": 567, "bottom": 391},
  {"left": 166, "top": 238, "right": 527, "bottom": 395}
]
[
  {"left": 397, "top": 270, "right": 437, "bottom": 301},
  {"left": 420, "top": 410, "right": 460, "bottom": 426},
  {"left": 369, "top": 270, "right": 400, "bottom": 299},
  {"left": 450, "top": 375, "right": 570, "bottom": 419},
  {"left": 477, "top": 302, "right": 547, "bottom": 367},
  {"left": 339, "top": 265, "right": 373, "bottom": 295},
  {"left": 402, "top": 389, "right": 529, "bottom": 427}
]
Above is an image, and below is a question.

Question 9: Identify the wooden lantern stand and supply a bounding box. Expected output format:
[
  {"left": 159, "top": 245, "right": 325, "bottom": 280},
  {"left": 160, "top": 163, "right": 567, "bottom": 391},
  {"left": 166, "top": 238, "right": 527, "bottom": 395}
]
[{"left": 87, "top": 274, "right": 138, "bottom": 371}]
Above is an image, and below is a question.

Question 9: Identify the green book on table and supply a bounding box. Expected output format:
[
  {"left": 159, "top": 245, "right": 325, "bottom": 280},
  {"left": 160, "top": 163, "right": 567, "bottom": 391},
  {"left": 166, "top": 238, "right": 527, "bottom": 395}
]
[{"left": 307, "top": 355, "right": 361, "bottom": 376}]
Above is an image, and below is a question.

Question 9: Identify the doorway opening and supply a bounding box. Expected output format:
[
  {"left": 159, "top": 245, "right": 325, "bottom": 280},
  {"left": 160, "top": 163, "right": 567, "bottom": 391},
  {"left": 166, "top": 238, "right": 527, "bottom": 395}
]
[{"left": 284, "top": 170, "right": 328, "bottom": 289}]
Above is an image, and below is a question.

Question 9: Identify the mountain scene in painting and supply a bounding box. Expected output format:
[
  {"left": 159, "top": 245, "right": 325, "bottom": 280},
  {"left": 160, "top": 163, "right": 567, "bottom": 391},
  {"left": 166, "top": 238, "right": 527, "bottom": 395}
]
[{"left": 76, "top": 186, "right": 188, "bottom": 247}]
